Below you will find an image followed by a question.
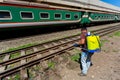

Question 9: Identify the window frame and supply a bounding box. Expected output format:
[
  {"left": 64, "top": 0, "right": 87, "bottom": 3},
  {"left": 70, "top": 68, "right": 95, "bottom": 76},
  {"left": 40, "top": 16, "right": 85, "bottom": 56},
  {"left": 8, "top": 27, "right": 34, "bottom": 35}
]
[
  {"left": 94, "top": 16, "right": 98, "bottom": 19},
  {"left": 54, "top": 13, "right": 62, "bottom": 19},
  {"left": 65, "top": 13, "right": 71, "bottom": 19},
  {"left": 0, "top": 10, "right": 12, "bottom": 20},
  {"left": 40, "top": 12, "right": 50, "bottom": 19},
  {"left": 74, "top": 14, "right": 79, "bottom": 19},
  {"left": 20, "top": 11, "right": 34, "bottom": 20}
]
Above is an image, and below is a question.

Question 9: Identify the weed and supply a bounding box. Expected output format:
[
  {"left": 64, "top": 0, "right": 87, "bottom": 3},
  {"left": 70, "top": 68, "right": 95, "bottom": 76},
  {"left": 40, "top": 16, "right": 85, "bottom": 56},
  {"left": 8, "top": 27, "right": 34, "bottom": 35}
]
[
  {"left": 0, "top": 56, "right": 4, "bottom": 62},
  {"left": 114, "top": 31, "right": 120, "bottom": 36},
  {"left": 4, "top": 43, "right": 37, "bottom": 52},
  {"left": 48, "top": 61, "right": 55, "bottom": 69},
  {"left": 108, "top": 35, "right": 113, "bottom": 38},
  {"left": 71, "top": 53, "right": 80, "bottom": 62},
  {"left": 14, "top": 74, "right": 20, "bottom": 80},
  {"left": 10, "top": 52, "right": 21, "bottom": 59},
  {"left": 3, "top": 33, "right": 82, "bottom": 53}
]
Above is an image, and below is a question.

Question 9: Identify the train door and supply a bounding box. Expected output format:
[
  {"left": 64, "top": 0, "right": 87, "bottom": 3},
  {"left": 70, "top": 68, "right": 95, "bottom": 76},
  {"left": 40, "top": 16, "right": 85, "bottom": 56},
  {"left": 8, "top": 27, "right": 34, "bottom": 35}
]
[{"left": 80, "top": 12, "right": 91, "bottom": 26}]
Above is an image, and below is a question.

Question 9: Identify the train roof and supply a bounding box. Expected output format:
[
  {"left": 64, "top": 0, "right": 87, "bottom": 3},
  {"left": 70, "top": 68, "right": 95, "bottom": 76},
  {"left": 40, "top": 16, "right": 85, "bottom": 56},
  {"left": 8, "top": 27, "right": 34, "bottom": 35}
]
[
  {"left": 1, "top": 0, "right": 120, "bottom": 14},
  {"left": 37, "top": 0, "right": 120, "bottom": 13}
]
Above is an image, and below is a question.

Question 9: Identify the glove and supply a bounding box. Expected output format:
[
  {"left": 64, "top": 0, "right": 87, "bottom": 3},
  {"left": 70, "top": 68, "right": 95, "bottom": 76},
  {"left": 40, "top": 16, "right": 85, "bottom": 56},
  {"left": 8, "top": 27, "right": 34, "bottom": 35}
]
[{"left": 73, "top": 43, "right": 80, "bottom": 47}]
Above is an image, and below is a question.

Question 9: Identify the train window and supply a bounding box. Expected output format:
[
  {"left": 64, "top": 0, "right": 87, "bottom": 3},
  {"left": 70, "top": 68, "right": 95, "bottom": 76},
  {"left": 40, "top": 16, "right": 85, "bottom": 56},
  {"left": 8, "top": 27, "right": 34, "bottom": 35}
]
[
  {"left": 74, "top": 14, "right": 79, "bottom": 19},
  {"left": 94, "top": 16, "right": 96, "bottom": 19},
  {"left": 40, "top": 12, "right": 49, "bottom": 19},
  {"left": 0, "top": 10, "right": 12, "bottom": 20},
  {"left": 21, "top": 11, "right": 33, "bottom": 19},
  {"left": 65, "top": 14, "right": 71, "bottom": 19},
  {"left": 103, "top": 16, "right": 105, "bottom": 19},
  {"left": 101, "top": 16, "right": 103, "bottom": 19},
  {"left": 98, "top": 16, "right": 100, "bottom": 18},
  {"left": 54, "top": 13, "right": 61, "bottom": 19},
  {"left": 95, "top": 16, "right": 98, "bottom": 19}
]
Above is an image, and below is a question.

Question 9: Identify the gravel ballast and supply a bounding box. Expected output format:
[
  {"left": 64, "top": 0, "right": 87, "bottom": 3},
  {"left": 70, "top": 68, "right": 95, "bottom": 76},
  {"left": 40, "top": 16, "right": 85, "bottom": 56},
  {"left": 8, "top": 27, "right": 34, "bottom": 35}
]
[{"left": 0, "top": 23, "right": 120, "bottom": 52}]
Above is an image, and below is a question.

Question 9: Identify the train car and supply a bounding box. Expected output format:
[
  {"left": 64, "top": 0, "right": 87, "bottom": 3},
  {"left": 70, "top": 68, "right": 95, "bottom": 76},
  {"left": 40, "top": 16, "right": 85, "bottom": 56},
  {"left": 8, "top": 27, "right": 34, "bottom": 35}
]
[
  {"left": 0, "top": 1, "right": 83, "bottom": 31},
  {"left": 115, "top": 14, "right": 120, "bottom": 21},
  {"left": 89, "top": 13, "right": 116, "bottom": 23},
  {"left": 0, "top": 0, "right": 120, "bottom": 31}
]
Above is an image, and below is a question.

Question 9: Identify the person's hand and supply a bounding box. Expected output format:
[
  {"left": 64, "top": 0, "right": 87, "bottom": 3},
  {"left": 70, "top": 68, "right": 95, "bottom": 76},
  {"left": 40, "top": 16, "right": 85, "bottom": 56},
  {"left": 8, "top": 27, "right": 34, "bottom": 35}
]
[{"left": 73, "top": 43, "right": 80, "bottom": 47}]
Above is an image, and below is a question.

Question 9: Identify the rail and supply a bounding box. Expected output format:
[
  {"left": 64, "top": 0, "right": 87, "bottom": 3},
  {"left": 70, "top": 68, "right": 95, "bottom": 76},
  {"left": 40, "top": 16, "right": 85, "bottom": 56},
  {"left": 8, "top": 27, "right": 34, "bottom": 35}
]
[{"left": 0, "top": 25, "right": 120, "bottom": 79}]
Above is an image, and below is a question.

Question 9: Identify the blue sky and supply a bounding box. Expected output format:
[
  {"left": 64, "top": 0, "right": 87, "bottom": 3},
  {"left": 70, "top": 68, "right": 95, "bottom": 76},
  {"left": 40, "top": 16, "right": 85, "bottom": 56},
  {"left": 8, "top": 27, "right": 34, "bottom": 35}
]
[{"left": 101, "top": 0, "right": 120, "bottom": 7}]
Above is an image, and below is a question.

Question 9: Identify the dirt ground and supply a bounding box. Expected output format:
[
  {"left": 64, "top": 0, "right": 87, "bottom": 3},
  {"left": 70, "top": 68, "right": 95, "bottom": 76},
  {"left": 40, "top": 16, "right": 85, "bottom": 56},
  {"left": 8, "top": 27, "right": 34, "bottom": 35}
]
[
  {"left": 58, "top": 31, "right": 120, "bottom": 80},
  {"left": 32, "top": 31, "right": 120, "bottom": 80}
]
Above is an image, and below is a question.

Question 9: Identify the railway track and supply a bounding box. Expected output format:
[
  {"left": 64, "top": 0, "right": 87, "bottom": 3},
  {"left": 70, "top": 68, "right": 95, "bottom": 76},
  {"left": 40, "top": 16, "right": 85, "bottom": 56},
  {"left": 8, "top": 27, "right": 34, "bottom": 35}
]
[{"left": 0, "top": 25, "right": 120, "bottom": 79}]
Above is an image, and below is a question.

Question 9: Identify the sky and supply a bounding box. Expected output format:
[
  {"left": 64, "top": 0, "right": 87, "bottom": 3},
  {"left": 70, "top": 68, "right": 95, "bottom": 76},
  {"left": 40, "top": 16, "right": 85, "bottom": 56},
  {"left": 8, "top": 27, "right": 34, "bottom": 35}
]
[{"left": 101, "top": 0, "right": 120, "bottom": 7}]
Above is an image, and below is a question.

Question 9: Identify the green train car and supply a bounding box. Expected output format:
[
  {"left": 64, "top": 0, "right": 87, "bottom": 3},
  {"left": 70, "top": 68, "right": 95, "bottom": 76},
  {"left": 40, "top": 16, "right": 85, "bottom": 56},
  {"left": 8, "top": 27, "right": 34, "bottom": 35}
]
[{"left": 0, "top": 1, "right": 120, "bottom": 31}]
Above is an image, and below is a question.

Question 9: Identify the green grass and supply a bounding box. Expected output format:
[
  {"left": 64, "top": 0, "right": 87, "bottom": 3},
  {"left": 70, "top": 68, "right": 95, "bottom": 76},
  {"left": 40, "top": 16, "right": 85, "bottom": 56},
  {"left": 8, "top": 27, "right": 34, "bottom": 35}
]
[
  {"left": 48, "top": 61, "right": 55, "bottom": 69},
  {"left": 113, "top": 31, "right": 120, "bottom": 36},
  {"left": 71, "top": 53, "right": 80, "bottom": 62},
  {"left": 108, "top": 35, "right": 113, "bottom": 38},
  {"left": 10, "top": 52, "right": 21, "bottom": 59},
  {"left": 4, "top": 43, "right": 37, "bottom": 52},
  {"left": 9, "top": 77, "right": 13, "bottom": 80},
  {"left": 0, "top": 56, "right": 4, "bottom": 62},
  {"left": 35, "top": 65, "right": 41, "bottom": 70},
  {"left": 7, "top": 64, "right": 15, "bottom": 69},
  {"left": 14, "top": 74, "right": 20, "bottom": 80},
  {"left": 70, "top": 48, "right": 81, "bottom": 62},
  {"left": 3, "top": 32, "right": 82, "bottom": 53}
]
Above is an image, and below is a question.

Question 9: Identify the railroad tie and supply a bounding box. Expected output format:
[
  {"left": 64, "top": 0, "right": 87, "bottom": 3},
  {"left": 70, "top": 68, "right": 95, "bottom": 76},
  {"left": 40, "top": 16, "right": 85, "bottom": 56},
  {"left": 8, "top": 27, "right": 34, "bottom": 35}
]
[
  {"left": 20, "top": 69, "right": 28, "bottom": 80},
  {"left": 60, "top": 46, "right": 64, "bottom": 49},
  {"left": 59, "top": 40, "right": 65, "bottom": 43},
  {"left": 33, "top": 47, "right": 38, "bottom": 52},
  {"left": 52, "top": 42, "right": 58, "bottom": 45},
  {"left": 43, "top": 44, "right": 49, "bottom": 48},
  {"left": 0, "top": 54, "right": 10, "bottom": 73},
  {"left": 49, "top": 50, "right": 56, "bottom": 54},
  {"left": 33, "top": 47, "right": 42, "bottom": 59},
  {"left": 66, "top": 39, "right": 72, "bottom": 41},
  {"left": 20, "top": 50, "right": 28, "bottom": 80},
  {"left": 65, "top": 51, "right": 74, "bottom": 56},
  {"left": 0, "top": 25, "right": 119, "bottom": 80}
]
